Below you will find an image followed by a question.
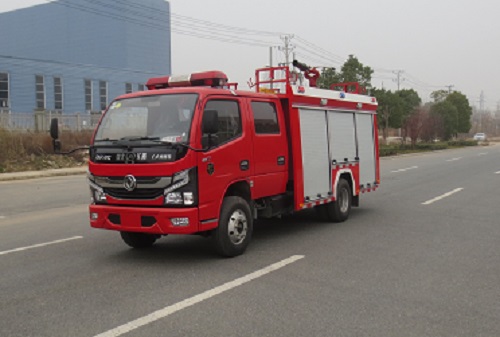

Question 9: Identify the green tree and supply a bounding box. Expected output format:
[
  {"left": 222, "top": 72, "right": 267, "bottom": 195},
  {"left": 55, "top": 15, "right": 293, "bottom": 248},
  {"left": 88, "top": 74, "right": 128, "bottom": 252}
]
[
  {"left": 372, "top": 88, "right": 405, "bottom": 143},
  {"left": 430, "top": 101, "right": 458, "bottom": 140},
  {"left": 446, "top": 92, "right": 472, "bottom": 133},
  {"left": 430, "top": 90, "right": 472, "bottom": 136},
  {"left": 317, "top": 67, "right": 341, "bottom": 89},
  {"left": 397, "top": 89, "right": 421, "bottom": 114},
  {"left": 317, "top": 55, "right": 373, "bottom": 90},
  {"left": 430, "top": 90, "right": 449, "bottom": 102}
]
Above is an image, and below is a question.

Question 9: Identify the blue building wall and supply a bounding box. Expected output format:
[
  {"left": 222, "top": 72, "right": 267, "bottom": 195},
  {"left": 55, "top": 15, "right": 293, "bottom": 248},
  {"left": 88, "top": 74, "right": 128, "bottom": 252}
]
[{"left": 0, "top": 0, "right": 171, "bottom": 113}]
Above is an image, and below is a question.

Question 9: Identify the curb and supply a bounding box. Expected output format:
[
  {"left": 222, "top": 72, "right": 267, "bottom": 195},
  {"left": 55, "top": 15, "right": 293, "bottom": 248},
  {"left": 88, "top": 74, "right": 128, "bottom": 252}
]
[{"left": 0, "top": 167, "right": 87, "bottom": 182}]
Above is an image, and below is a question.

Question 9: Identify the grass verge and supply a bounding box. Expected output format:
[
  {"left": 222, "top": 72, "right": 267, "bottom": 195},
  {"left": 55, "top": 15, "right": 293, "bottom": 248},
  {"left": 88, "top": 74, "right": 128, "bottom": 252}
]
[
  {"left": 379, "top": 140, "right": 481, "bottom": 157},
  {"left": 0, "top": 128, "right": 92, "bottom": 173}
]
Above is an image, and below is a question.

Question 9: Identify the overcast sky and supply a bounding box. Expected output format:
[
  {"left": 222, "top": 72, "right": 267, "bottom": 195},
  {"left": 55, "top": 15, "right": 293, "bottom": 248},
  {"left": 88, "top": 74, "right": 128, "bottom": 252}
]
[{"left": 1, "top": 0, "right": 499, "bottom": 110}]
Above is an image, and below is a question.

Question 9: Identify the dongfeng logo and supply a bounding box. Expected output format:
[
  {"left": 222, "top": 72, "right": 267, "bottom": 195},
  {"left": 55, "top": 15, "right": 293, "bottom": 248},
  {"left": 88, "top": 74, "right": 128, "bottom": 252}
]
[
  {"left": 125, "top": 153, "right": 135, "bottom": 164},
  {"left": 124, "top": 175, "right": 137, "bottom": 191}
]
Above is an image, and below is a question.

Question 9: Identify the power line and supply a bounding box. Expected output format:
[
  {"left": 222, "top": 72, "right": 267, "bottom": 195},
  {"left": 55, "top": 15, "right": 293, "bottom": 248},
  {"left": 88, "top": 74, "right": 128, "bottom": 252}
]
[
  {"left": 43, "top": 0, "right": 275, "bottom": 47},
  {"left": 294, "top": 36, "right": 345, "bottom": 63},
  {"left": 22, "top": 0, "right": 459, "bottom": 98},
  {"left": 107, "top": 0, "right": 286, "bottom": 36},
  {"left": 0, "top": 54, "right": 164, "bottom": 75},
  {"left": 82, "top": 0, "right": 283, "bottom": 38}
]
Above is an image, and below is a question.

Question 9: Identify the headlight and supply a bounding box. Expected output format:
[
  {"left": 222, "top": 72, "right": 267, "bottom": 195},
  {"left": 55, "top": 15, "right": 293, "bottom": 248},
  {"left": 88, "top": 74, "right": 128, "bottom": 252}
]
[
  {"left": 164, "top": 168, "right": 197, "bottom": 206},
  {"left": 87, "top": 173, "right": 106, "bottom": 204},
  {"left": 165, "top": 192, "right": 195, "bottom": 205},
  {"left": 164, "top": 168, "right": 190, "bottom": 194},
  {"left": 165, "top": 192, "right": 183, "bottom": 204},
  {"left": 183, "top": 192, "right": 194, "bottom": 205}
]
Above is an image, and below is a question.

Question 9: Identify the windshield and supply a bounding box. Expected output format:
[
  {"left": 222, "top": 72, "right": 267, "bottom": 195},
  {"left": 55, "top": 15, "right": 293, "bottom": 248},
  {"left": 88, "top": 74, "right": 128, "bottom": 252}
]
[{"left": 94, "top": 93, "right": 198, "bottom": 143}]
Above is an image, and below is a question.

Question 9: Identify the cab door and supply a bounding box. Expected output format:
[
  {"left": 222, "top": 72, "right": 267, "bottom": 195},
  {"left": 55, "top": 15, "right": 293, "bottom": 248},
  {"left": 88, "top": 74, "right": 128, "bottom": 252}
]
[
  {"left": 197, "top": 96, "right": 253, "bottom": 224},
  {"left": 248, "top": 99, "right": 288, "bottom": 198}
]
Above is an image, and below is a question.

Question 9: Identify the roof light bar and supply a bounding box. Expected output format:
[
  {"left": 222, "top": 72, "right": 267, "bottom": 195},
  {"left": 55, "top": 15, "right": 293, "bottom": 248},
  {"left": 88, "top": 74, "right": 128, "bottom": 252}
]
[{"left": 146, "top": 71, "right": 228, "bottom": 90}]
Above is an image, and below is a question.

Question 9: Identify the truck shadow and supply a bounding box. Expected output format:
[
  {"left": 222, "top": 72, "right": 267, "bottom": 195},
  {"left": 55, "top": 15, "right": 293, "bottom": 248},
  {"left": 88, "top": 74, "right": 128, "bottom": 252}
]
[{"left": 100, "top": 208, "right": 370, "bottom": 264}]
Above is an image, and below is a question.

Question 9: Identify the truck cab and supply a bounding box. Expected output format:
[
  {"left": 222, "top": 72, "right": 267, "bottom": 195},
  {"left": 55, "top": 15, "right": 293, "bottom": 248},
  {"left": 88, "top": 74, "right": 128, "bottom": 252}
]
[{"left": 85, "top": 72, "right": 288, "bottom": 256}]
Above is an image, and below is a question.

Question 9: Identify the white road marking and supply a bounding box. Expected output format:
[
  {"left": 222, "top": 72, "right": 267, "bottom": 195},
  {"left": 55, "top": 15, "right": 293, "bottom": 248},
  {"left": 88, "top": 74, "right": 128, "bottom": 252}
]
[
  {"left": 391, "top": 166, "right": 418, "bottom": 173},
  {"left": 496, "top": 171, "right": 500, "bottom": 174},
  {"left": 0, "top": 216, "right": 5, "bottom": 219},
  {"left": 422, "top": 188, "right": 464, "bottom": 205},
  {"left": 446, "top": 157, "right": 462, "bottom": 162},
  {"left": 0, "top": 236, "right": 83, "bottom": 256},
  {"left": 478, "top": 153, "right": 488, "bottom": 156},
  {"left": 94, "top": 255, "right": 305, "bottom": 337}
]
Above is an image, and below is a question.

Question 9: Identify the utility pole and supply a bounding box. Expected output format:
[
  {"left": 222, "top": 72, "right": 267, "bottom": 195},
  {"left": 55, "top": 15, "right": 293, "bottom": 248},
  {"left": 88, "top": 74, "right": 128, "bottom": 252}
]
[
  {"left": 445, "top": 85, "right": 454, "bottom": 94},
  {"left": 392, "top": 70, "right": 404, "bottom": 90},
  {"left": 477, "top": 91, "right": 486, "bottom": 131},
  {"left": 479, "top": 90, "right": 485, "bottom": 112},
  {"left": 392, "top": 70, "right": 404, "bottom": 137},
  {"left": 279, "top": 35, "right": 294, "bottom": 67}
]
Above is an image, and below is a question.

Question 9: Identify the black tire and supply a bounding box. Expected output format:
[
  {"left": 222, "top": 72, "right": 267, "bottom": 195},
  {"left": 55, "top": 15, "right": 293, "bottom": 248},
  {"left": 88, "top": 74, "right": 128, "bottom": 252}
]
[
  {"left": 212, "top": 196, "right": 253, "bottom": 257},
  {"left": 120, "top": 231, "right": 158, "bottom": 249},
  {"left": 323, "top": 178, "right": 352, "bottom": 223}
]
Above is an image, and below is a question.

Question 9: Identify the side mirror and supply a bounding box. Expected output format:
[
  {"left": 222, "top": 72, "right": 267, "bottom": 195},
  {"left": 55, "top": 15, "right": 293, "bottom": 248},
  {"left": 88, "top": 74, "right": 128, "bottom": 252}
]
[
  {"left": 202, "top": 109, "right": 219, "bottom": 135},
  {"left": 50, "top": 118, "right": 61, "bottom": 153}
]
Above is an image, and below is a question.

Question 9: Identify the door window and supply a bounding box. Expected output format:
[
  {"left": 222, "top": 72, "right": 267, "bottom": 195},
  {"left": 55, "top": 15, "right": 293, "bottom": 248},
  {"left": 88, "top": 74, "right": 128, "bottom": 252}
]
[
  {"left": 251, "top": 101, "right": 280, "bottom": 134},
  {"left": 203, "top": 100, "right": 242, "bottom": 146}
]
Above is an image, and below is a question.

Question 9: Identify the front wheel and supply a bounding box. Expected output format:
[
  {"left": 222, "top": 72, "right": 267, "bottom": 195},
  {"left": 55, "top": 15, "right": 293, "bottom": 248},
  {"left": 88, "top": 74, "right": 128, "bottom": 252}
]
[
  {"left": 323, "top": 178, "right": 352, "bottom": 223},
  {"left": 212, "top": 196, "right": 253, "bottom": 257},
  {"left": 120, "top": 231, "right": 159, "bottom": 249}
]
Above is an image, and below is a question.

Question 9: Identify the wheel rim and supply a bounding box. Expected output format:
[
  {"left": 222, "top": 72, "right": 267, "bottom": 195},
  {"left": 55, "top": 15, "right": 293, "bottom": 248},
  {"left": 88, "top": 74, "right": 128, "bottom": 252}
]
[
  {"left": 227, "top": 209, "right": 248, "bottom": 245},
  {"left": 339, "top": 187, "right": 349, "bottom": 213}
]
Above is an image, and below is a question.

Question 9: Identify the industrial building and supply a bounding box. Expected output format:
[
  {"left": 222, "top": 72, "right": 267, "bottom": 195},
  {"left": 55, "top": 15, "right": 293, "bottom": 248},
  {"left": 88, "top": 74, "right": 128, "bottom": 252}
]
[{"left": 0, "top": 0, "right": 171, "bottom": 114}]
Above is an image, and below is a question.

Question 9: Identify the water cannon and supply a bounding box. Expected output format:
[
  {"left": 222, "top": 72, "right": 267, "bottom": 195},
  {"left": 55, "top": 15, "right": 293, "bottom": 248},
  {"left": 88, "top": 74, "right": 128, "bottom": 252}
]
[
  {"left": 292, "top": 60, "right": 310, "bottom": 72},
  {"left": 292, "top": 59, "right": 320, "bottom": 87}
]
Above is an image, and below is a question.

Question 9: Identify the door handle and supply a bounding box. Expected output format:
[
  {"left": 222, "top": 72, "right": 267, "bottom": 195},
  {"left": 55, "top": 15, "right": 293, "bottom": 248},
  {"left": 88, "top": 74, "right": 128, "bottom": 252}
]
[{"left": 240, "top": 160, "right": 250, "bottom": 171}]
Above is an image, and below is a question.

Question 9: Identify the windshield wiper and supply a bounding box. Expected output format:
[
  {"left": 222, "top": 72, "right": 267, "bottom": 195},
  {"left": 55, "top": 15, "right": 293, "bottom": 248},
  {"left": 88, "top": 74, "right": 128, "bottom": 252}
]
[
  {"left": 160, "top": 141, "right": 209, "bottom": 153},
  {"left": 94, "top": 138, "right": 119, "bottom": 143},
  {"left": 119, "top": 136, "right": 161, "bottom": 142}
]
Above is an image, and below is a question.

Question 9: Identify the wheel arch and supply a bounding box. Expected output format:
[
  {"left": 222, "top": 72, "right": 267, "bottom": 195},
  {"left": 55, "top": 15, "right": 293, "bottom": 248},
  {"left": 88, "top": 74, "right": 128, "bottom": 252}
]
[
  {"left": 338, "top": 171, "right": 358, "bottom": 207},
  {"left": 219, "top": 180, "right": 253, "bottom": 217},
  {"left": 333, "top": 169, "right": 356, "bottom": 196},
  {"left": 224, "top": 180, "right": 252, "bottom": 203}
]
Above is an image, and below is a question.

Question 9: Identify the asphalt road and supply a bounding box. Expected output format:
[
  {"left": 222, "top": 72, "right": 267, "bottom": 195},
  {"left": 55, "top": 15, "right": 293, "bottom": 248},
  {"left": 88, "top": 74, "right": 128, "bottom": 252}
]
[{"left": 1, "top": 145, "right": 499, "bottom": 337}]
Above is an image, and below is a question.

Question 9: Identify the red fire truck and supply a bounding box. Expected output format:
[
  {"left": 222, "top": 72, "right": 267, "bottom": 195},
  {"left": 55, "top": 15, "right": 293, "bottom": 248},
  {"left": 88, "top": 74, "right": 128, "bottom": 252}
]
[{"left": 51, "top": 61, "right": 379, "bottom": 257}]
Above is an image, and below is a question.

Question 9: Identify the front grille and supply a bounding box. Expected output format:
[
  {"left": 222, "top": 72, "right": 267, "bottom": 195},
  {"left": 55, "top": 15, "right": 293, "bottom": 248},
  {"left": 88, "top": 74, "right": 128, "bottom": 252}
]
[
  {"left": 94, "top": 176, "right": 172, "bottom": 189},
  {"left": 105, "top": 188, "right": 164, "bottom": 200},
  {"left": 102, "top": 176, "right": 163, "bottom": 184},
  {"left": 91, "top": 175, "right": 172, "bottom": 201}
]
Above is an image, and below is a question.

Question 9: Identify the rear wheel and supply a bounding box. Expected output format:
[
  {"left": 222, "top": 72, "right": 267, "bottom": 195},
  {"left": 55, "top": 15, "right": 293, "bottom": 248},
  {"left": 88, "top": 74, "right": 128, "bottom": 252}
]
[
  {"left": 212, "top": 196, "right": 253, "bottom": 257},
  {"left": 120, "top": 231, "right": 159, "bottom": 249},
  {"left": 323, "top": 178, "right": 352, "bottom": 222}
]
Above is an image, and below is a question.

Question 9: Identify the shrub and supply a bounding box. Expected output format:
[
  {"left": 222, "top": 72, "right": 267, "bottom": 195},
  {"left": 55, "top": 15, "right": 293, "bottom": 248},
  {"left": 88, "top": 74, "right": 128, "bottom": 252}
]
[
  {"left": 414, "top": 143, "right": 448, "bottom": 151},
  {"left": 379, "top": 145, "right": 399, "bottom": 157},
  {"left": 0, "top": 128, "right": 92, "bottom": 172},
  {"left": 448, "top": 140, "right": 477, "bottom": 147}
]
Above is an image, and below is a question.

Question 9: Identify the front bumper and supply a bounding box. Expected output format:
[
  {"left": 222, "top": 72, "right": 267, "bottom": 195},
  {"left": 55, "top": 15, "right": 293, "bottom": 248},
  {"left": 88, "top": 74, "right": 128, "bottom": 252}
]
[{"left": 89, "top": 205, "right": 201, "bottom": 234}]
